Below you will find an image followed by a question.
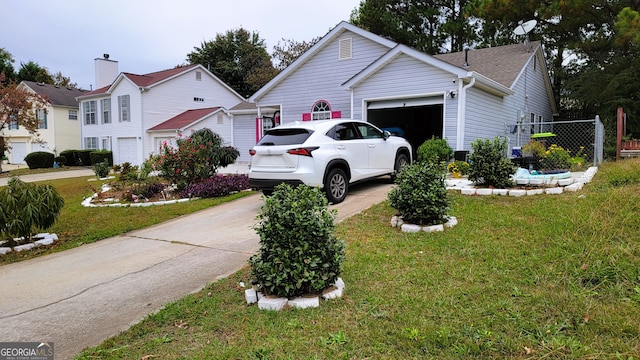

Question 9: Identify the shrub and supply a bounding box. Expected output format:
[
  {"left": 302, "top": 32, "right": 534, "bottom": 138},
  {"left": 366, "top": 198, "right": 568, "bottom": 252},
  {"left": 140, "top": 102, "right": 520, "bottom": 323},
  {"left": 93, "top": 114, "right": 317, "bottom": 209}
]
[
  {"left": 179, "top": 174, "right": 249, "bottom": 198},
  {"left": 152, "top": 128, "right": 240, "bottom": 189},
  {"left": 447, "top": 160, "right": 470, "bottom": 175},
  {"left": 467, "top": 137, "right": 516, "bottom": 188},
  {"left": 76, "top": 150, "right": 93, "bottom": 166},
  {"left": 90, "top": 150, "right": 113, "bottom": 166},
  {"left": 541, "top": 144, "right": 572, "bottom": 170},
  {"left": 59, "top": 150, "right": 78, "bottom": 166},
  {"left": 0, "top": 177, "right": 64, "bottom": 247},
  {"left": 416, "top": 137, "right": 453, "bottom": 166},
  {"left": 92, "top": 160, "right": 110, "bottom": 178},
  {"left": 24, "top": 151, "right": 54, "bottom": 169},
  {"left": 113, "top": 162, "right": 140, "bottom": 182},
  {"left": 249, "top": 184, "right": 345, "bottom": 298},
  {"left": 54, "top": 156, "right": 66, "bottom": 167},
  {"left": 388, "top": 161, "right": 450, "bottom": 226},
  {"left": 130, "top": 179, "right": 167, "bottom": 200}
]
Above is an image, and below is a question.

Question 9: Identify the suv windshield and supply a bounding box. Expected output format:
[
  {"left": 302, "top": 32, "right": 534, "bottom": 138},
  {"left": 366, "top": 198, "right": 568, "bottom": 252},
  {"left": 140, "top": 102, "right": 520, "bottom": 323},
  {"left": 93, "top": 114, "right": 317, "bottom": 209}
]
[{"left": 257, "top": 128, "right": 313, "bottom": 146}]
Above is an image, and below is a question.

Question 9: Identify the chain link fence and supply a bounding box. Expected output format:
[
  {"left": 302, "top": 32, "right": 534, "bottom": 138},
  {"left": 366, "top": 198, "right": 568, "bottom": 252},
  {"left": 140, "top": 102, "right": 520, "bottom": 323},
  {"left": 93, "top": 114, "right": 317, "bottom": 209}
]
[{"left": 507, "top": 116, "right": 604, "bottom": 172}]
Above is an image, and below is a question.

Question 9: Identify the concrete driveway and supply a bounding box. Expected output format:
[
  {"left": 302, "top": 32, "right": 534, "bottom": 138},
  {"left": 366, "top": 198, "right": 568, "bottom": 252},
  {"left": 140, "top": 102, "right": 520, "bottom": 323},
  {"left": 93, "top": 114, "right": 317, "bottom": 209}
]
[{"left": 0, "top": 179, "right": 392, "bottom": 360}]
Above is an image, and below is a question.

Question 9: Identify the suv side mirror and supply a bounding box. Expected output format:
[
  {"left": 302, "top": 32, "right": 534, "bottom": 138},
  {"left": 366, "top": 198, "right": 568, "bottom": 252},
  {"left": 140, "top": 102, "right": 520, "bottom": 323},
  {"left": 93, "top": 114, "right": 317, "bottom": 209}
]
[{"left": 383, "top": 130, "right": 391, "bottom": 140}]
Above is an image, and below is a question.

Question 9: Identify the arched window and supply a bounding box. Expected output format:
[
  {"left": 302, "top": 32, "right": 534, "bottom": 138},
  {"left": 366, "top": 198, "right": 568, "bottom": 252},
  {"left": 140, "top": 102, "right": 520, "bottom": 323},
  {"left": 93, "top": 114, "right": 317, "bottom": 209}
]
[{"left": 312, "top": 100, "right": 331, "bottom": 120}]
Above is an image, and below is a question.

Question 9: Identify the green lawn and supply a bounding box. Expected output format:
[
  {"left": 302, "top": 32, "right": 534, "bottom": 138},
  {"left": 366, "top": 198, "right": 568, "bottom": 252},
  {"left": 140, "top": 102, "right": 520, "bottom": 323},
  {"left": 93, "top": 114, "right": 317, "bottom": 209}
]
[
  {"left": 0, "top": 174, "right": 254, "bottom": 265},
  {"left": 73, "top": 158, "right": 640, "bottom": 359}
]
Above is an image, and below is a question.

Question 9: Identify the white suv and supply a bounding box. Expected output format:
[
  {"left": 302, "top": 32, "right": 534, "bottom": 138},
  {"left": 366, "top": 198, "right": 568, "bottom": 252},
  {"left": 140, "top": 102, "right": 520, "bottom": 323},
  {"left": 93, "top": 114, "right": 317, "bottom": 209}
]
[{"left": 248, "top": 119, "right": 412, "bottom": 203}]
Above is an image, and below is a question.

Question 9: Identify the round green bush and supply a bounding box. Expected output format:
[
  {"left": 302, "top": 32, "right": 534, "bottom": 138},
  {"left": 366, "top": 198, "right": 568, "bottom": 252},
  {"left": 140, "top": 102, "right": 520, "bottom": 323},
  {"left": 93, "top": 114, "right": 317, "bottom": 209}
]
[
  {"left": 417, "top": 137, "right": 453, "bottom": 165},
  {"left": 24, "top": 151, "right": 54, "bottom": 169},
  {"left": 388, "top": 161, "right": 450, "bottom": 226},
  {"left": 249, "top": 184, "right": 345, "bottom": 298},
  {"left": 467, "top": 137, "right": 516, "bottom": 188}
]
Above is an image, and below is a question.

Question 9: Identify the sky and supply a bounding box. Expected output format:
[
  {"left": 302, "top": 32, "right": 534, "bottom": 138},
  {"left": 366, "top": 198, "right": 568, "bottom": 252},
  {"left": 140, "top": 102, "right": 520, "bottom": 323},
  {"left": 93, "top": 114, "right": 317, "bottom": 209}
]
[{"left": 4, "top": 0, "right": 361, "bottom": 91}]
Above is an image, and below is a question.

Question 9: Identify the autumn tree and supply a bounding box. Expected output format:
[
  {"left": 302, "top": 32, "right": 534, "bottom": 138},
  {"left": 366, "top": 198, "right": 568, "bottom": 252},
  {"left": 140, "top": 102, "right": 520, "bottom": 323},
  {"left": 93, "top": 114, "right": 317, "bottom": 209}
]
[
  {"left": 186, "top": 28, "right": 278, "bottom": 97},
  {"left": 272, "top": 37, "right": 321, "bottom": 70},
  {"left": 0, "top": 77, "right": 47, "bottom": 172}
]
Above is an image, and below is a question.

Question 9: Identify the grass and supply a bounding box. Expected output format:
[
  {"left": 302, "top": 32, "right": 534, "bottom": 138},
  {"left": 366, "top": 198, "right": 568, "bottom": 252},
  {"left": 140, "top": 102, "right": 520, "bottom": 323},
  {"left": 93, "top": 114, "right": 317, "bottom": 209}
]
[
  {"left": 0, "top": 173, "right": 255, "bottom": 265},
  {"left": 72, "top": 158, "right": 640, "bottom": 359}
]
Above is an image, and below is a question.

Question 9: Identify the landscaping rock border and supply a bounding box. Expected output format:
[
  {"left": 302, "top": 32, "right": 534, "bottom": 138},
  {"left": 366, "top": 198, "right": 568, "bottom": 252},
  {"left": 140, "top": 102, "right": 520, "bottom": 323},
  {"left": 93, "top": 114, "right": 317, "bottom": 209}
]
[
  {"left": 0, "top": 233, "right": 60, "bottom": 256},
  {"left": 243, "top": 277, "right": 345, "bottom": 311},
  {"left": 391, "top": 215, "right": 458, "bottom": 233}
]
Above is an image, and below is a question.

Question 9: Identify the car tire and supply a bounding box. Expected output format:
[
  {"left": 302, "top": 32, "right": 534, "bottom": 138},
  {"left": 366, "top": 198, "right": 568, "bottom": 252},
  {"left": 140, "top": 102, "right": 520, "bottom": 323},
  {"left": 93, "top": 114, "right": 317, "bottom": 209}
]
[
  {"left": 390, "top": 153, "right": 409, "bottom": 182},
  {"left": 325, "top": 168, "right": 348, "bottom": 204}
]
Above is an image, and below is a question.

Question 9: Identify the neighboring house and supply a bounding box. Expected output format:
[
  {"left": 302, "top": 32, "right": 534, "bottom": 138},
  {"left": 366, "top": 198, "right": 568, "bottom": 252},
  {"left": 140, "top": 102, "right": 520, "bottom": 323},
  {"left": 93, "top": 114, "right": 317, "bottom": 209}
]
[
  {"left": 76, "top": 57, "right": 244, "bottom": 166},
  {"left": 3, "top": 81, "right": 86, "bottom": 164},
  {"left": 238, "top": 21, "right": 557, "bottom": 159}
]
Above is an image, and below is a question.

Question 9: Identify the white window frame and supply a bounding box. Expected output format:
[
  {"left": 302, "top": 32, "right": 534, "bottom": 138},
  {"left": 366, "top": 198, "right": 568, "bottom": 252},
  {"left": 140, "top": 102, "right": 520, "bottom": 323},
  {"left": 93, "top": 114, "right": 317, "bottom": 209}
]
[
  {"left": 101, "top": 137, "right": 111, "bottom": 150},
  {"left": 84, "top": 101, "right": 97, "bottom": 125},
  {"left": 118, "top": 95, "right": 130, "bottom": 122},
  {"left": 36, "top": 109, "right": 47, "bottom": 129},
  {"left": 68, "top": 109, "right": 78, "bottom": 120},
  {"left": 101, "top": 99, "right": 111, "bottom": 124},
  {"left": 84, "top": 137, "right": 98, "bottom": 149},
  {"left": 312, "top": 100, "right": 331, "bottom": 121}
]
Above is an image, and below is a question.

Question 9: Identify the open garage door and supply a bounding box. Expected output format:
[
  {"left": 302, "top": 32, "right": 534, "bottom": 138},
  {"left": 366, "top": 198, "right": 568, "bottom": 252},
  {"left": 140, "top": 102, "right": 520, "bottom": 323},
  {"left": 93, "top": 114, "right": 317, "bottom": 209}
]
[{"left": 367, "top": 96, "right": 444, "bottom": 155}]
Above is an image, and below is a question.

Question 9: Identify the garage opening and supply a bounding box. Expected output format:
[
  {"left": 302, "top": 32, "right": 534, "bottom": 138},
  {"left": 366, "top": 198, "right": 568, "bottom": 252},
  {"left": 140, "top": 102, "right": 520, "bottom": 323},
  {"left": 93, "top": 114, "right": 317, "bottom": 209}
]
[{"left": 366, "top": 97, "right": 444, "bottom": 155}]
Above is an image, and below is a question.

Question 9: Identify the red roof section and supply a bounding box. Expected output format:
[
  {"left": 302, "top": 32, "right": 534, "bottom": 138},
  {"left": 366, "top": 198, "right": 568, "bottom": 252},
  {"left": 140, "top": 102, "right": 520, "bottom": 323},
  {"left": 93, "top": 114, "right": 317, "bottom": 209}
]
[
  {"left": 123, "top": 64, "right": 198, "bottom": 87},
  {"left": 148, "top": 107, "right": 221, "bottom": 131}
]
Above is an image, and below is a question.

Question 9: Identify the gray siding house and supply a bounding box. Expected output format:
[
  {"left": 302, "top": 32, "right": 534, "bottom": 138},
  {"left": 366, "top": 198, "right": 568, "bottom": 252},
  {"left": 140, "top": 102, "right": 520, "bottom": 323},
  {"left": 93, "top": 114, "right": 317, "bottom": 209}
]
[{"left": 234, "top": 21, "right": 556, "bottom": 161}]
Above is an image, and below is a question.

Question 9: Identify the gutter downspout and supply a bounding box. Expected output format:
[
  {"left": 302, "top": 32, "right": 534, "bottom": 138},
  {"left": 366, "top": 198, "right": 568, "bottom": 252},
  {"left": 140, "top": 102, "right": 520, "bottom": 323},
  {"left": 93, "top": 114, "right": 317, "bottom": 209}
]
[{"left": 456, "top": 77, "right": 475, "bottom": 150}]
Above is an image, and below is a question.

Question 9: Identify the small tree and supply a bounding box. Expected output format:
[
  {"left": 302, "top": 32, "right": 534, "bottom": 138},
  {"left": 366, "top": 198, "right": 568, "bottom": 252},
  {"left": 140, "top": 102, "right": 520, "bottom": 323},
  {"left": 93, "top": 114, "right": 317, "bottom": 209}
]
[
  {"left": 249, "top": 184, "right": 345, "bottom": 298},
  {"left": 467, "top": 137, "right": 516, "bottom": 188},
  {"left": 0, "top": 177, "right": 64, "bottom": 247},
  {"left": 0, "top": 78, "right": 47, "bottom": 172},
  {"left": 153, "top": 128, "right": 240, "bottom": 189},
  {"left": 388, "top": 161, "right": 450, "bottom": 226}
]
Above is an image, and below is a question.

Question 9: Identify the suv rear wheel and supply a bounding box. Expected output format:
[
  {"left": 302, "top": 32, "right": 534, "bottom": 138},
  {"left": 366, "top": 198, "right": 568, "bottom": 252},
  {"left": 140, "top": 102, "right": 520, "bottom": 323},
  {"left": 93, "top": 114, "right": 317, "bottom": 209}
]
[{"left": 325, "top": 168, "right": 348, "bottom": 204}]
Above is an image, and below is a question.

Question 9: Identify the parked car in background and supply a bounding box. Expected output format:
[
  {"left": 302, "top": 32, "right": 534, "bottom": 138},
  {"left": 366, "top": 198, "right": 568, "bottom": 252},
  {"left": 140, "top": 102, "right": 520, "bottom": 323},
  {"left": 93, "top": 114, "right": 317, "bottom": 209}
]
[{"left": 248, "top": 119, "right": 412, "bottom": 203}]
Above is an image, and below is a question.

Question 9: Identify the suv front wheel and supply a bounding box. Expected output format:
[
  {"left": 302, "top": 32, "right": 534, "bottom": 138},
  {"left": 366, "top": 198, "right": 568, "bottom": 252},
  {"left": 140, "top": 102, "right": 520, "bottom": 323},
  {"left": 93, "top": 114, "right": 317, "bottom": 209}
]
[{"left": 325, "top": 168, "right": 348, "bottom": 204}]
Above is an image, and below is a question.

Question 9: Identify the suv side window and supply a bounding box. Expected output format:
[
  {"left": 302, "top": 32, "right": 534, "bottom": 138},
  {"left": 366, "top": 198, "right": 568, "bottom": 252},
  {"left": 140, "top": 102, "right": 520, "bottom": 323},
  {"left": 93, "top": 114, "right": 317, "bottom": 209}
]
[
  {"left": 330, "top": 123, "right": 360, "bottom": 141},
  {"left": 356, "top": 123, "right": 384, "bottom": 139}
]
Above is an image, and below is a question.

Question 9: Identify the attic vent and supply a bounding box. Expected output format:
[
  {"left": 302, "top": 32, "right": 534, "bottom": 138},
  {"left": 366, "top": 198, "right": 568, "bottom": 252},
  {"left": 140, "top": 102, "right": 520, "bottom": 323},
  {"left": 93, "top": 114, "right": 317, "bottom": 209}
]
[
  {"left": 339, "top": 38, "right": 352, "bottom": 60},
  {"left": 195, "top": 71, "right": 202, "bottom": 81}
]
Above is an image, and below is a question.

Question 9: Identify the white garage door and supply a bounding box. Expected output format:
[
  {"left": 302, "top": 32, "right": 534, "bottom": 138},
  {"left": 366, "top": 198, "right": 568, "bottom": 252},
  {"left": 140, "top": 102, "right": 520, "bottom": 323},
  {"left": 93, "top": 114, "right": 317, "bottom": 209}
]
[
  {"left": 10, "top": 142, "right": 27, "bottom": 164},
  {"left": 117, "top": 137, "right": 138, "bottom": 165}
]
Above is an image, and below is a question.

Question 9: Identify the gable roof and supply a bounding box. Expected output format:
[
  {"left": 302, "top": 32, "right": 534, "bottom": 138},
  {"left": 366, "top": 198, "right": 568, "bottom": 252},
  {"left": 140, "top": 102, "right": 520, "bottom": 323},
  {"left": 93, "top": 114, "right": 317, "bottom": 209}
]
[
  {"left": 250, "top": 21, "right": 397, "bottom": 102},
  {"left": 76, "top": 64, "right": 245, "bottom": 101},
  {"left": 147, "top": 107, "right": 224, "bottom": 132},
  {"left": 21, "top": 81, "right": 87, "bottom": 107},
  {"left": 434, "top": 42, "right": 541, "bottom": 88}
]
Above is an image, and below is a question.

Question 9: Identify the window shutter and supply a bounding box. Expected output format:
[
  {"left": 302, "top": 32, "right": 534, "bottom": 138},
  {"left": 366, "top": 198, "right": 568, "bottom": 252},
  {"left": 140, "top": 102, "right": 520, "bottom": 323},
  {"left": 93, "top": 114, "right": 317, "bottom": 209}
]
[
  {"left": 302, "top": 113, "right": 311, "bottom": 121},
  {"left": 331, "top": 111, "right": 341, "bottom": 119}
]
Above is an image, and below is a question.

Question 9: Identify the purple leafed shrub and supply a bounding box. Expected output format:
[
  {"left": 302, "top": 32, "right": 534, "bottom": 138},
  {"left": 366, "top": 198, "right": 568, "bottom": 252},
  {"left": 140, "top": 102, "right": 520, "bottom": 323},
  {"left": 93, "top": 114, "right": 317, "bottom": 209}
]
[{"left": 179, "top": 174, "right": 249, "bottom": 198}]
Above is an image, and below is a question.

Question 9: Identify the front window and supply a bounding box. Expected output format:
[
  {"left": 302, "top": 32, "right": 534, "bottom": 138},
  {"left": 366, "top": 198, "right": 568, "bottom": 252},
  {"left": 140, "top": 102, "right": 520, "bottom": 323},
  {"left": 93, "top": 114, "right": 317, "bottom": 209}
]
[
  {"left": 84, "top": 137, "right": 98, "bottom": 149},
  {"left": 83, "top": 101, "right": 97, "bottom": 125},
  {"left": 8, "top": 114, "right": 18, "bottom": 130},
  {"left": 68, "top": 109, "right": 78, "bottom": 120},
  {"left": 101, "top": 137, "right": 111, "bottom": 150},
  {"left": 118, "top": 95, "right": 130, "bottom": 122},
  {"left": 101, "top": 99, "right": 111, "bottom": 124},
  {"left": 312, "top": 100, "right": 331, "bottom": 121},
  {"left": 36, "top": 109, "right": 47, "bottom": 129}
]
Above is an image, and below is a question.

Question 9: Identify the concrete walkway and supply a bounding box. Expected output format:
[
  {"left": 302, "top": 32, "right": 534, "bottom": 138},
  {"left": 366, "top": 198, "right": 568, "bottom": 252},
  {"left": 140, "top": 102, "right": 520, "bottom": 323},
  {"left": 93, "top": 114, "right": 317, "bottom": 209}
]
[{"left": 0, "top": 174, "right": 392, "bottom": 360}]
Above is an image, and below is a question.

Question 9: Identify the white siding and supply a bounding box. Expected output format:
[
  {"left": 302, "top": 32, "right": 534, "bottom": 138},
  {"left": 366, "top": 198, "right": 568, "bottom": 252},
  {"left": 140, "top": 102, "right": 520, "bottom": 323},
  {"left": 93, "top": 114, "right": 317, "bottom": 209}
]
[
  {"left": 233, "top": 114, "right": 258, "bottom": 163},
  {"left": 256, "top": 31, "right": 392, "bottom": 122},
  {"left": 463, "top": 88, "right": 507, "bottom": 149}
]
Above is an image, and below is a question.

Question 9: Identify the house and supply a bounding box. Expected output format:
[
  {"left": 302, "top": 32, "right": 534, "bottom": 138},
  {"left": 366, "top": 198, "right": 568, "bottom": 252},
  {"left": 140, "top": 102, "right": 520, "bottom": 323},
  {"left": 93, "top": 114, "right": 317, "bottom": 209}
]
[
  {"left": 3, "top": 81, "right": 86, "bottom": 164},
  {"left": 235, "top": 21, "right": 557, "bottom": 160},
  {"left": 76, "top": 57, "right": 245, "bottom": 166}
]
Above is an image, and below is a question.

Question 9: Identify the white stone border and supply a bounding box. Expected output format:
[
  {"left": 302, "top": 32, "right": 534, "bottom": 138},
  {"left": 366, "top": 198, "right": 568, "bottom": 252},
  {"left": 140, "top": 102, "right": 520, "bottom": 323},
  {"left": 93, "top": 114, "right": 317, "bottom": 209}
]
[
  {"left": 243, "top": 277, "right": 346, "bottom": 311},
  {"left": 0, "top": 233, "right": 60, "bottom": 256},
  {"left": 448, "top": 166, "right": 597, "bottom": 197},
  {"left": 391, "top": 216, "right": 458, "bottom": 233}
]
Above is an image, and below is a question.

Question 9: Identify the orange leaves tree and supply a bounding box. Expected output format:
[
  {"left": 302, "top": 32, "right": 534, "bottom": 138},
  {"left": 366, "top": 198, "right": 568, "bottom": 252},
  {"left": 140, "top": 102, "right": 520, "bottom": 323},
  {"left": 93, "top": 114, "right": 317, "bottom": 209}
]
[{"left": 0, "top": 77, "right": 47, "bottom": 170}]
